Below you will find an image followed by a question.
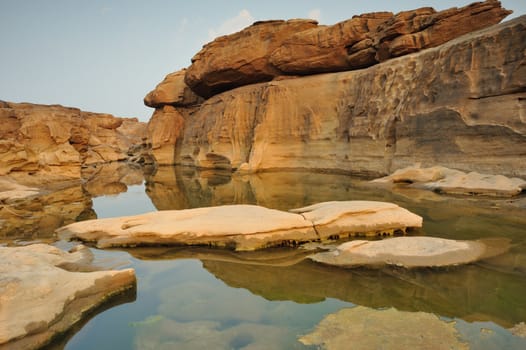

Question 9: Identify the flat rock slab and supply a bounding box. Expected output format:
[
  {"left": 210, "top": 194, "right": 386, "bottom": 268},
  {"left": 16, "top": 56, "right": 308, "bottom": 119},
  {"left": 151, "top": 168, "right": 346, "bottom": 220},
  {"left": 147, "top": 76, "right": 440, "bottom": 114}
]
[
  {"left": 57, "top": 201, "right": 423, "bottom": 251},
  {"left": 0, "top": 244, "right": 135, "bottom": 349},
  {"left": 58, "top": 204, "right": 318, "bottom": 250},
  {"left": 299, "top": 306, "right": 468, "bottom": 349},
  {"left": 309, "top": 236, "right": 509, "bottom": 268},
  {"left": 373, "top": 166, "right": 526, "bottom": 197},
  {"left": 290, "top": 201, "right": 423, "bottom": 239}
]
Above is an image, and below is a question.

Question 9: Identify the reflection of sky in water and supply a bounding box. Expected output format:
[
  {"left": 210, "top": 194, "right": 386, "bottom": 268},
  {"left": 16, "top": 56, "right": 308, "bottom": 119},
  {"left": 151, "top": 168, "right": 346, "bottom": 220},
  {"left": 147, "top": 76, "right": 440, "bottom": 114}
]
[
  {"left": 60, "top": 171, "right": 526, "bottom": 349},
  {"left": 65, "top": 258, "right": 353, "bottom": 350},
  {"left": 92, "top": 183, "right": 157, "bottom": 218}
]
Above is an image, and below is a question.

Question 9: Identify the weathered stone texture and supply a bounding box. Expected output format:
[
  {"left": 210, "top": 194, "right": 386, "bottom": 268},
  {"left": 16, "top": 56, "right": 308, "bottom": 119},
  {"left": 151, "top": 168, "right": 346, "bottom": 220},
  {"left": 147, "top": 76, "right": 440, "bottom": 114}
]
[
  {"left": 152, "top": 15, "right": 525, "bottom": 177},
  {"left": 0, "top": 102, "right": 148, "bottom": 178},
  {"left": 183, "top": 1, "right": 510, "bottom": 98}
]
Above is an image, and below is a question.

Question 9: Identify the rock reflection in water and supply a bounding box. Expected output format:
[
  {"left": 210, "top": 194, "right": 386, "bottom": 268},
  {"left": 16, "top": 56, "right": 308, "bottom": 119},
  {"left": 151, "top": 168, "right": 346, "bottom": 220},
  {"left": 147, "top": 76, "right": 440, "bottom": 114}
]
[
  {"left": 201, "top": 258, "right": 526, "bottom": 328},
  {"left": 0, "top": 181, "right": 94, "bottom": 243},
  {"left": 0, "top": 162, "right": 151, "bottom": 244},
  {"left": 122, "top": 244, "right": 526, "bottom": 329}
]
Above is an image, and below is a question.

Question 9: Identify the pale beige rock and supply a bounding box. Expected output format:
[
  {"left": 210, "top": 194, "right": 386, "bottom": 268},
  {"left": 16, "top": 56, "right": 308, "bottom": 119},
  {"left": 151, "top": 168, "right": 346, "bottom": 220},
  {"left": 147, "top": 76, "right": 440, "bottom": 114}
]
[
  {"left": 0, "top": 178, "right": 39, "bottom": 201},
  {"left": 290, "top": 201, "right": 422, "bottom": 239},
  {"left": 373, "top": 166, "right": 526, "bottom": 197},
  {"left": 166, "top": 16, "right": 526, "bottom": 177},
  {"left": 510, "top": 322, "right": 526, "bottom": 338},
  {"left": 299, "top": 306, "right": 468, "bottom": 349},
  {"left": 57, "top": 204, "right": 318, "bottom": 251},
  {"left": 0, "top": 244, "right": 135, "bottom": 349},
  {"left": 144, "top": 69, "right": 203, "bottom": 108},
  {"left": 57, "top": 201, "right": 423, "bottom": 250},
  {"left": 309, "top": 236, "right": 509, "bottom": 268}
]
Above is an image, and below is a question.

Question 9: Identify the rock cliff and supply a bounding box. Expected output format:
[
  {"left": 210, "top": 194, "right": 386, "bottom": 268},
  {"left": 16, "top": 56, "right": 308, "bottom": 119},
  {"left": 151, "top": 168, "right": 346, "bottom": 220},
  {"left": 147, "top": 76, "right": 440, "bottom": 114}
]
[
  {"left": 145, "top": 3, "right": 525, "bottom": 178},
  {"left": 185, "top": 0, "right": 510, "bottom": 98},
  {"left": 0, "top": 101, "right": 149, "bottom": 179}
]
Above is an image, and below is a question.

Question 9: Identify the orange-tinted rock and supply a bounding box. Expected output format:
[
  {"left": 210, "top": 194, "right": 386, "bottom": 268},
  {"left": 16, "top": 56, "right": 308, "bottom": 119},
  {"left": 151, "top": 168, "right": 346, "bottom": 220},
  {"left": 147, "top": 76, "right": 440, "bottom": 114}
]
[
  {"left": 185, "top": 19, "right": 318, "bottom": 98},
  {"left": 166, "top": 15, "right": 526, "bottom": 178},
  {"left": 270, "top": 12, "right": 393, "bottom": 73},
  {"left": 372, "top": 0, "right": 512, "bottom": 62},
  {"left": 181, "top": 1, "right": 510, "bottom": 98},
  {"left": 0, "top": 102, "right": 148, "bottom": 178},
  {"left": 144, "top": 69, "right": 203, "bottom": 108},
  {"left": 147, "top": 105, "right": 186, "bottom": 165}
]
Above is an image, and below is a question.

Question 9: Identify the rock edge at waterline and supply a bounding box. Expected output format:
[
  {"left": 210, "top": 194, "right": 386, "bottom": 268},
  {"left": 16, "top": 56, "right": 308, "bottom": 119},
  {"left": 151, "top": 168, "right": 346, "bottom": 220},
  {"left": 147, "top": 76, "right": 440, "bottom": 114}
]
[
  {"left": 309, "top": 236, "right": 510, "bottom": 268},
  {"left": 0, "top": 244, "right": 136, "bottom": 350},
  {"left": 56, "top": 201, "right": 423, "bottom": 251},
  {"left": 372, "top": 166, "right": 526, "bottom": 197}
]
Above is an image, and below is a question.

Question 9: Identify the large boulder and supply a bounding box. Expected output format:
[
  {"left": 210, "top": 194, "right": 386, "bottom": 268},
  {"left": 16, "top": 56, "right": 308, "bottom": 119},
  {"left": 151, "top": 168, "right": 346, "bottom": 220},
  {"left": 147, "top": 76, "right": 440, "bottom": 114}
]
[
  {"left": 0, "top": 244, "right": 135, "bottom": 349},
  {"left": 144, "top": 69, "right": 203, "bottom": 108},
  {"left": 57, "top": 201, "right": 422, "bottom": 251},
  {"left": 162, "top": 15, "right": 526, "bottom": 177},
  {"left": 182, "top": 1, "right": 510, "bottom": 98},
  {"left": 185, "top": 19, "right": 318, "bottom": 98},
  {"left": 309, "top": 236, "right": 510, "bottom": 268}
]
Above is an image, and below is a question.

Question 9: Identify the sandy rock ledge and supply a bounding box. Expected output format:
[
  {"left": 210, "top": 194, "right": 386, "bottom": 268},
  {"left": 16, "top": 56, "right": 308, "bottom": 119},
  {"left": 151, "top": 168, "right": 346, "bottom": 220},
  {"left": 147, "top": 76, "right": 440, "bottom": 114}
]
[
  {"left": 0, "top": 244, "right": 136, "bottom": 349},
  {"left": 57, "top": 201, "right": 423, "bottom": 251},
  {"left": 309, "top": 236, "right": 510, "bottom": 268}
]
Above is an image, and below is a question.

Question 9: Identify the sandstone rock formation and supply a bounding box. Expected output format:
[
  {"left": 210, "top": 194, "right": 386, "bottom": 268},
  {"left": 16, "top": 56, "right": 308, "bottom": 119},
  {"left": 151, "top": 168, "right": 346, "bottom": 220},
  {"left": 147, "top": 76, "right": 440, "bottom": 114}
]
[
  {"left": 144, "top": 69, "right": 203, "bottom": 108},
  {"left": 299, "top": 306, "right": 469, "bottom": 350},
  {"left": 145, "top": 12, "right": 526, "bottom": 178},
  {"left": 290, "top": 201, "right": 422, "bottom": 238},
  {"left": 185, "top": 19, "right": 319, "bottom": 98},
  {"left": 184, "top": 1, "right": 510, "bottom": 98},
  {"left": 0, "top": 244, "right": 135, "bottom": 349},
  {"left": 309, "top": 236, "right": 510, "bottom": 268},
  {"left": 372, "top": 165, "right": 526, "bottom": 197},
  {"left": 57, "top": 201, "right": 422, "bottom": 250},
  {"left": 0, "top": 101, "right": 149, "bottom": 179}
]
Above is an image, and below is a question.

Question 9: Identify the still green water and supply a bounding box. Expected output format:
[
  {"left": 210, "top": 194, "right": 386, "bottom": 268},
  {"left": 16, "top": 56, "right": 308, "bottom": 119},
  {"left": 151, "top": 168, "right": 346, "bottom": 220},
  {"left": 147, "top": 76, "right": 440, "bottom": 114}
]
[{"left": 13, "top": 166, "right": 526, "bottom": 349}]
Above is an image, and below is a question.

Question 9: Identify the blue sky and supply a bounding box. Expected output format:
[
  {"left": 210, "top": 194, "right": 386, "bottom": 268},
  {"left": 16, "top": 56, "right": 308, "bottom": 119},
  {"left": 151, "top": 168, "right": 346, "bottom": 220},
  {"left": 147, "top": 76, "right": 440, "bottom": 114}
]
[{"left": 1, "top": 0, "right": 524, "bottom": 122}]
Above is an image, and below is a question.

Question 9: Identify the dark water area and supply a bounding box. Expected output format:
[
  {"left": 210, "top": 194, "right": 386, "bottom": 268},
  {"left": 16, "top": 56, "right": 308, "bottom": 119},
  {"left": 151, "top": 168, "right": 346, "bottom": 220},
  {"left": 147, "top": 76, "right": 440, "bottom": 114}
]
[{"left": 2, "top": 163, "right": 526, "bottom": 349}]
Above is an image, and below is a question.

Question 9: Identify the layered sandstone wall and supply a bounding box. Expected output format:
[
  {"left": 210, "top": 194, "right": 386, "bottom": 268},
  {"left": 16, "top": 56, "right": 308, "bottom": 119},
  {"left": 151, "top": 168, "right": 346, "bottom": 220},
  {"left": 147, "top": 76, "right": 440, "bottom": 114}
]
[
  {"left": 145, "top": 1, "right": 525, "bottom": 177},
  {"left": 0, "top": 101, "right": 149, "bottom": 178}
]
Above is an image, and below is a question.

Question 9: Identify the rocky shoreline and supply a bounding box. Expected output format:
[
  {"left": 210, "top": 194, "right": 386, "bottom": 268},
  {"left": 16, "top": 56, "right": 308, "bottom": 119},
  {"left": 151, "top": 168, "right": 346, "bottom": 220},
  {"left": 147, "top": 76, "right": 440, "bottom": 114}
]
[{"left": 1, "top": 0, "right": 525, "bottom": 347}]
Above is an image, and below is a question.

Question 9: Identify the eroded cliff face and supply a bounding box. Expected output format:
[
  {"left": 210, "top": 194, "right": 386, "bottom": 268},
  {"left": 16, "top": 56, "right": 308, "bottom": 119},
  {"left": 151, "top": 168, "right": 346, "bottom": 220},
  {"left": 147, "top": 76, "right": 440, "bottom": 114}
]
[
  {"left": 184, "top": 0, "right": 510, "bottom": 98},
  {"left": 0, "top": 101, "right": 149, "bottom": 179},
  {"left": 146, "top": 14, "right": 525, "bottom": 177}
]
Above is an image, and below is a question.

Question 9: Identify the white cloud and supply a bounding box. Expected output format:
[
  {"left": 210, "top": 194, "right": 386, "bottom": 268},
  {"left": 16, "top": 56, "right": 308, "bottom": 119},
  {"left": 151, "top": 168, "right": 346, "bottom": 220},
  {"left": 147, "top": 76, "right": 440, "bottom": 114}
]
[
  {"left": 208, "top": 9, "right": 255, "bottom": 40},
  {"left": 307, "top": 9, "right": 321, "bottom": 22}
]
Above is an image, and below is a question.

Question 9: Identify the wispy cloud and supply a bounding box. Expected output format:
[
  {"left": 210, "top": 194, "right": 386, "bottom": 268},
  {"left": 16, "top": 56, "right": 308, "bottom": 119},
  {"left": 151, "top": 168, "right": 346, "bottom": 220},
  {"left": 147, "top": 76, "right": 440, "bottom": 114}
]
[
  {"left": 307, "top": 9, "right": 321, "bottom": 22},
  {"left": 208, "top": 9, "right": 255, "bottom": 40},
  {"left": 178, "top": 17, "right": 189, "bottom": 33}
]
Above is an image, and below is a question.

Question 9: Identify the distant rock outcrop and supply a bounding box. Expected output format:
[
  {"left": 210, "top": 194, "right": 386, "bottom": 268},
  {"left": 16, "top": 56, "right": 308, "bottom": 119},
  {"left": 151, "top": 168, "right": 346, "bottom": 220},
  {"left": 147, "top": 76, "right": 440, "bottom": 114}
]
[
  {"left": 0, "top": 101, "right": 149, "bottom": 179},
  {"left": 145, "top": 7, "right": 526, "bottom": 178}
]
